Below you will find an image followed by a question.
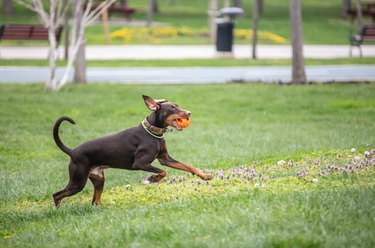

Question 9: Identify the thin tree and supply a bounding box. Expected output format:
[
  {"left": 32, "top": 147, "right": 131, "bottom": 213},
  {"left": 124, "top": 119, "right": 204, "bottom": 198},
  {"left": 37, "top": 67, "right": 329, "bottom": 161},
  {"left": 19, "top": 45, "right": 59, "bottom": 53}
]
[
  {"left": 289, "top": 0, "right": 306, "bottom": 84},
  {"left": 233, "top": 0, "right": 242, "bottom": 8},
  {"left": 146, "top": 0, "right": 155, "bottom": 27},
  {"left": 252, "top": 0, "right": 260, "bottom": 59},
  {"left": 208, "top": 0, "right": 218, "bottom": 43},
  {"left": 59, "top": 0, "right": 115, "bottom": 90},
  {"left": 355, "top": 0, "right": 363, "bottom": 25},
  {"left": 3, "top": 0, "right": 14, "bottom": 15},
  {"left": 73, "top": 0, "right": 86, "bottom": 84},
  {"left": 258, "top": 0, "right": 264, "bottom": 15},
  {"left": 342, "top": 0, "right": 351, "bottom": 19},
  {"left": 16, "top": 0, "right": 115, "bottom": 91},
  {"left": 16, "top": 0, "right": 68, "bottom": 91}
]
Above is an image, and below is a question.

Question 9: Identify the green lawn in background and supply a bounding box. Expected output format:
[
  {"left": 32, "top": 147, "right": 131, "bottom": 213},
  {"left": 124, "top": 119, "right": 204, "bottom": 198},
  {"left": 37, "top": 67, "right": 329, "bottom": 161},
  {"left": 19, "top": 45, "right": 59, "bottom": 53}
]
[
  {"left": 0, "top": 0, "right": 369, "bottom": 45},
  {"left": 1, "top": 83, "right": 374, "bottom": 247}
]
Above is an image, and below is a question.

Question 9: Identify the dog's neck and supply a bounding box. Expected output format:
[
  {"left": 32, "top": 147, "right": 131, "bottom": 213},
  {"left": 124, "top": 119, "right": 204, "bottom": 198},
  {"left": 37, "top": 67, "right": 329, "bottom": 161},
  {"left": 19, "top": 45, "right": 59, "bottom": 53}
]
[
  {"left": 146, "top": 112, "right": 167, "bottom": 129},
  {"left": 142, "top": 114, "right": 168, "bottom": 136}
]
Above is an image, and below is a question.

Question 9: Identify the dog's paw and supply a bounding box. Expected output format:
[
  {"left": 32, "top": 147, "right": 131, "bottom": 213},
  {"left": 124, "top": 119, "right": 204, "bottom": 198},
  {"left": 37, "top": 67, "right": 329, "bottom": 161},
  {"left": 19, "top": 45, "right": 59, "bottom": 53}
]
[
  {"left": 148, "top": 174, "right": 160, "bottom": 183},
  {"left": 200, "top": 173, "right": 213, "bottom": 181},
  {"left": 143, "top": 175, "right": 162, "bottom": 184},
  {"left": 146, "top": 172, "right": 167, "bottom": 183}
]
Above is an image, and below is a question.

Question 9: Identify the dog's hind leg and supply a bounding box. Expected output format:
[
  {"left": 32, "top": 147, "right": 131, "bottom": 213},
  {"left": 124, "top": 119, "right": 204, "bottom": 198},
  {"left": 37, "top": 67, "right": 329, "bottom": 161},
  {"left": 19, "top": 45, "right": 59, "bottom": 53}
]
[
  {"left": 53, "top": 160, "right": 90, "bottom": 208},
  {"left": 89, "top": 166, "right": 105, "bottom": 205}
]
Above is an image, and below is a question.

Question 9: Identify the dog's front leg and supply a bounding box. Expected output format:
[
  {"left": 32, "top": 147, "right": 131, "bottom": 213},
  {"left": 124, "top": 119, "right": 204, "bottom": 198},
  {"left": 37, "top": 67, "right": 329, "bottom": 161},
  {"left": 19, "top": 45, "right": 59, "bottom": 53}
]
[
  {"left": 133, "top": 162, "right": 167, "bottom": 183},
  {"left": 133, "top": 149, "right": 167, "bottom": 183},
  {"left": 158, "top": 153, "right": 212, "bottom": 180}
]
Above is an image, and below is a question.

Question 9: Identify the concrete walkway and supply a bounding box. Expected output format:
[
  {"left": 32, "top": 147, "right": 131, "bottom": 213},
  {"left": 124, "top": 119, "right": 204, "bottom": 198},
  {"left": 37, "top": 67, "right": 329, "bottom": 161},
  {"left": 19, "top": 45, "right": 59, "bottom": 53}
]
[
  {"left": 1, "top": 45, "right": 375, "bottom": 84},
  {"left": 1, "top": 44, "right": 375, "bottom": 59}
]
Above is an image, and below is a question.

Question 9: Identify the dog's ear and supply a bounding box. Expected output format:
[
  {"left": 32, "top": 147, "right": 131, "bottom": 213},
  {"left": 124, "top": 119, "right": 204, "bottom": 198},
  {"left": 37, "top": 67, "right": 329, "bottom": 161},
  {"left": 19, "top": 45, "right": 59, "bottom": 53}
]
[
  {"left": 155, "top": 99, "right": 168, "bottom": 104},
  {"left": 142, "top": 95, "right": 160, "bottom": 111}
]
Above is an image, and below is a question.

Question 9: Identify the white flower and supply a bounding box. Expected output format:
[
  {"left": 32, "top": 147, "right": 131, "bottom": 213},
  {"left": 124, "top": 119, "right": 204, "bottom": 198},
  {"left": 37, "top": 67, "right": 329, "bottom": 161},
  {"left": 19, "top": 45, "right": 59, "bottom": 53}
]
[
  {"left": 311, "top": 178, "right": 318, "bottom": 183},
  {"left": 142, "top": 180, "right": 150, "bottom": 185},
  {"left": 254, "top": 183, "right": 260, "bottom": 188},
  {"left": 364, "top": 151, "right": 370, "bottom": 157},
  {"left": 125, "top": 184, "right": 132, "bottom": 190},
  {"left": 277, "top": 160, "right": 286, "bottom": 166},
  {"left": 351, "top": 148, "right": 356, "bottom": 153}
]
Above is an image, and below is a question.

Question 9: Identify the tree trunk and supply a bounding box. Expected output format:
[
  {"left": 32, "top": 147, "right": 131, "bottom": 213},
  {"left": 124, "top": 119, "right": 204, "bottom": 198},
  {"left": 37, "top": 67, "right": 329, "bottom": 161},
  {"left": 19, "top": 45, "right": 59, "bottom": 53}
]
[
  {"left": 355, "top": 0, "right": 363, "bottom": 25},
  {"left": 343, "top": 0, "right": 351, "bottom": 8},
  {"left": 152, "top": 0, "right": 159, "bottom": 13},
  {"left": 208, "top": 0, "right": 218, "bottom": 44},
  {"left": 146, "top": 0, "right": 154, "bottom": 27},
  {"left": 73, "top": 0, "right": 86, "bottom": 84},
  {"left": 289, "top": 0, "right": 306, "bottom": 84},
  {"left": 232, "top": 0, "right": 242, "bottom": 8},
  {"left": 46, "top": 28, "right": 59, "bottom": 91},
  {"left": 3, "top": 0, "right": 13, "bottom": 15},
  {"left": 120, "top": 0, "right": 127, "bottom": 7},
  {"left": 258, "top": 0, "right": 264, "bottom": 15},
  {"left": 63, "top": 0, "right": 69, "bottom": 60},
  {"left": 74, "top": 43, "right": 86, "bottom": 84},
  {"left": 252, "top": 0, "right": 260, "bottom": 59},
  {"left": 45, "top": 1, "right": 60, "bottom": 91},
  {"left": 342, "top": 0, "right": 351, "bottom": 18}
]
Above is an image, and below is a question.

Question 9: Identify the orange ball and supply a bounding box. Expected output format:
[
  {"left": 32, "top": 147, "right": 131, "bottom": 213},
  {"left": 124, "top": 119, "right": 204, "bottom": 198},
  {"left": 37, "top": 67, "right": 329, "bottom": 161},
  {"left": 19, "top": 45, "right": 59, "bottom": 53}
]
[{"left": 176, "top": 117, "right": 190, "bottom": 128}]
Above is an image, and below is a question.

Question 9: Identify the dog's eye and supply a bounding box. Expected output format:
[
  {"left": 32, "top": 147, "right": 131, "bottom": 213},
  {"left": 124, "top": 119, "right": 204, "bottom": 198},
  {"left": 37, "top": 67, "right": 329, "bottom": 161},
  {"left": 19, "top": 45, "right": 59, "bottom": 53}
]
[{"left": 167, "top": 107, "right": 176, "bottom": 114}]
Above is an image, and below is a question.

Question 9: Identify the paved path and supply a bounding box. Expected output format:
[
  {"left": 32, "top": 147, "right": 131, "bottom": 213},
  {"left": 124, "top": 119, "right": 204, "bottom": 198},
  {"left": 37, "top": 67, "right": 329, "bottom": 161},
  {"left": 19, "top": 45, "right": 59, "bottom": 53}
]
[
  {"left": 1, "top": 45, "right": 375, "bottom": 59},
  {"left": 1, "top": 45, "right": 374, "bottom": 84},
  {"left": 1, "top": 65, "right": 375, "bottom": 84}
]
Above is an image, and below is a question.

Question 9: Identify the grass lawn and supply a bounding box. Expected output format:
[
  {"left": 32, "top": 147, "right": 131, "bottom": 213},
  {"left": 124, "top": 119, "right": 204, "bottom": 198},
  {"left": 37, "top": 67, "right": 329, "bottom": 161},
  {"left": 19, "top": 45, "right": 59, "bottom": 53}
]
[{"left": 1, "top": 83, "right": 375, "bottom": 247}]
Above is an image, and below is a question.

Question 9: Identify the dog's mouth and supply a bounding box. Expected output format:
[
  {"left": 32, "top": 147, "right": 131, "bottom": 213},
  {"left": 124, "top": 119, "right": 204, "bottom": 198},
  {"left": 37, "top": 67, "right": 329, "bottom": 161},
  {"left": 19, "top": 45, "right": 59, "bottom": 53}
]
[
  {"left": 166, "top": 113, "right": 191, "bottom": 131},
  {"left": 172, "top": 119, "right": 184, "bottom": 131}
]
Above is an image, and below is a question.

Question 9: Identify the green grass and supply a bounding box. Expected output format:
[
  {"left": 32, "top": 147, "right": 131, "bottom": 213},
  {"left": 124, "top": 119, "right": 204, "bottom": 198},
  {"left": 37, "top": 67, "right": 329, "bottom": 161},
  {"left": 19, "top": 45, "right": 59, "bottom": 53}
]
[
  {"left": 1, "top": 0, "right": 371, "bottom": 45},
  {"left": 1, "top": 57, "right": 375, "bottom": 67},
  {"left": 0, "top": 83, "right": 375, "bottom": 247}
]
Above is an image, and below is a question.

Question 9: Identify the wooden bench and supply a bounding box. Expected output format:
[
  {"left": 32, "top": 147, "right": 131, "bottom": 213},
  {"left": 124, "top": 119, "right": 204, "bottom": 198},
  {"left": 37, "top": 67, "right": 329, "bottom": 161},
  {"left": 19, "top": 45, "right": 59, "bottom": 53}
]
[
  {"left": 108, "top": 5, "right": 136, "bottom": 21},
  {"left": 0, "top": 24, "right": 63, "bottom": 58},
  {"left": 349, "top": 24, "right": 375, "bottom": 57},
  {"left": 344, "top": 3, "right": 375, "bottom": 22},
  {"left": 87, "top": 2, "right": 136, "bottom": 22},
  {"left": 0, "top": 24, "right": 63, "bottom": 44}
]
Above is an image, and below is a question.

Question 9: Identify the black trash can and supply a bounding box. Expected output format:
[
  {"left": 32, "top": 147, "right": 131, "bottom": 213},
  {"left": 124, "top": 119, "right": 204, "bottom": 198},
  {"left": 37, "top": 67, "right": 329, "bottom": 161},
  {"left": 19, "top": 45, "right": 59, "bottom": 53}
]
[{"left": 215, "top": 18, "right": 234, "bottom": 52}]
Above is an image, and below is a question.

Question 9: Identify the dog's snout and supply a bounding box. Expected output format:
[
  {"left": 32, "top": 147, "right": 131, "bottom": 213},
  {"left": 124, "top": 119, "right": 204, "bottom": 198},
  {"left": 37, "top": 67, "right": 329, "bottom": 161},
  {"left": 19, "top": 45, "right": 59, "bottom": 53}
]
[{"left": 186, "top": 111, "right": 191, "bottom": 117}]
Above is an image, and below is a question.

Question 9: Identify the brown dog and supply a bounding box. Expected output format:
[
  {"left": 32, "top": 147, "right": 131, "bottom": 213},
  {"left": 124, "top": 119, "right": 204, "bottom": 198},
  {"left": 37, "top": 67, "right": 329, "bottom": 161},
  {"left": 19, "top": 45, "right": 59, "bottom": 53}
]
[{"left": 52, "top": 95, "right": 212, "bottom": 207}]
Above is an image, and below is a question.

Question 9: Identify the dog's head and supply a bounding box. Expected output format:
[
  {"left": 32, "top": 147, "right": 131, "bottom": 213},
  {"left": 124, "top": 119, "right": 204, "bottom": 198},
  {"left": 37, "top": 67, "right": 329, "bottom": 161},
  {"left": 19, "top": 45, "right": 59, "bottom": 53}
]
[{"left": 143, "top": 95, "right": 191, "bottom": 131}]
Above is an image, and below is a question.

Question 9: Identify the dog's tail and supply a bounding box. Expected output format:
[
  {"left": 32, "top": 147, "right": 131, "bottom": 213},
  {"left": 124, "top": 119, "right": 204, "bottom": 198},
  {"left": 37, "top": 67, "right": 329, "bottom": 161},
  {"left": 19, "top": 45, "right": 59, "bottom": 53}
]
[{"left": 53, "top": 116, "right": 75, "bottom": 156}]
